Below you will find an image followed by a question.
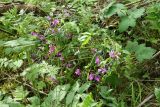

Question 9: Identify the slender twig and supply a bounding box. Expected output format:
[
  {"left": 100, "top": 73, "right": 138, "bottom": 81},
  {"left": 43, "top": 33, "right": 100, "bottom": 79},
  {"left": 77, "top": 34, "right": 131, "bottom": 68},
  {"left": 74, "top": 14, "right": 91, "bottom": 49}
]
[
  {"left": 137, "top": 94, "right": 154, "bottom": 107},
  {"left": 152, "top": 51, "right": 160, "bottom": 59},
  {"left": 138, "top": 79, "right": 160, "bottom": 82},
  {"left": 4, "top": 73, "right": 48, "bottom": 95}
]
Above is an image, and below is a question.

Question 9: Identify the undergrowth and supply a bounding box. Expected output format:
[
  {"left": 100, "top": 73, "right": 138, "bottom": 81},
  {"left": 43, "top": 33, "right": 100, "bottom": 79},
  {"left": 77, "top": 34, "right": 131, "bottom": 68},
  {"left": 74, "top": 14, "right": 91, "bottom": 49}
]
[{"left": 0, "top": 0, "right": 160, "bottom": 107}]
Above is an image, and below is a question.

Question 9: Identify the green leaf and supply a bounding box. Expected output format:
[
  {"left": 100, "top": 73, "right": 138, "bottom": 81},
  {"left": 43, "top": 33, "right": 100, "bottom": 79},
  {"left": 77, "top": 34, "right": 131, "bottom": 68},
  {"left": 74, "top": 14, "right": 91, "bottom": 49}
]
[
  {"left": 22, "top": 61, "right": 59, "bottom": 82},
  {"left": 125, "top": 41, "right": 139, "bottom": 52},
  {"left": 155, "top": 88, "right": 160, "bottom": 103},
  {"left": 78, "top": 82, "right": 91, "bottom": 94},
  {"left": 135, "top": 44, "right": 156, "bottom": 62},
  {"left": 42, "top": 84, "right": 70, "bottom": 107},
  {"left": 0, "top": 102, "right": 9, "bottom": 107},
  {"left": 104, "top": 3, "right": 126, "bottom": 18},
  {"left": 99, "top": 86, "right": 113, "bottom": 99},
  {"left": 72, "top": 94, "right": 81, "bottom": 107},
  {"left": 66, "top": 81, "right": 80, "bottom": 105},
  {"left": 28, "top": 96, "right": 40, "bottom": 106},
  {"left": 12, "top": 86, "right": 29, "bottom": 101},
  {"left": 126, "top": 41, "right": 156, "bottom": 62},
  {"left": 130, "top": 8, "right": 145, "bottom": 19},
  {"left": 80, "top": 94, "right": 97, "bottom": 107},
  {"left": 118, "top": 16, "right": 136, "bottom": 32}
]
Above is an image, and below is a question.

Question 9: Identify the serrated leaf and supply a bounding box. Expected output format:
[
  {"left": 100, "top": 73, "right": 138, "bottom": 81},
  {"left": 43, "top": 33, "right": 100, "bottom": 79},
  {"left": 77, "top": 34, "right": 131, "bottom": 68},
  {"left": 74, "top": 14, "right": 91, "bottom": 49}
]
[
  {"left": 135, "top": 44, "right": 156, "bottom": 61},
  {"left": 12, "top": 86, "right": 29, "bottom": 101},
  {"left": 125, "top": 41, "right": 139, "bottom": 52},
  {"left": 126, "top": 41, "right": 156, "bottom": 62},
  {"left": 130, "top": 8, "right": 145, "bottom": 19},
  {"left": 104, "top": 3, "right": 126, "bottom": 18},
  {"left": 118, "top": 16, "right": 136, "bottom": 32}
]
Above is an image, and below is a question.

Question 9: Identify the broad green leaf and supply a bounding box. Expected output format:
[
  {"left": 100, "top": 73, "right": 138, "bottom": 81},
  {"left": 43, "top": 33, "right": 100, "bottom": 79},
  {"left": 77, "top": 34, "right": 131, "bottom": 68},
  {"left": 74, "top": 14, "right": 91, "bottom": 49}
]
[
  {"left": 72, "top": 94, "right": 81, "bottom": 107},
  {"left": 79, "top": 94, "right": 97, "bottom": 107},
  {"left": 41, "top": 84, "right": 70, "bottom": 107},
  {"left": 99, "top": 86, "right": 113, "bottom": 99},
  {"left": 104, "top": 3, "right": 126, "bottom": 18},
  {"left": 22, "top": 61, "right": 59, "bottom": 82},
  {"left": 66, "top": 81, "right": 80, "bottom": 105},
  {"left": 9, "top": 103, "right": 24, "bottom": 107},
  {"left": 130, "top": 8, "right": 145, "bottom": 19},
  {"left": 118, "top": 16, "right": 136, "bottom": 32},
  {"left": 125, "top": 41, "right": 139, "bottom": 52},
  {"left": 126, "top": 41, "right": 156, "bottom": 62},
  {"left": 12, "top": 86, "right": 29, "bottom": 101},
  {"left": 135, "top": 44, "right": 156, "bottom": 61},
  {"left": 78, "top": 82, "right": 91, "bottom": 94},
  {"left": 0, "top": 103, "right": 9, "bottom": 107},
  {"left": 28, "top": 96, "right": 40, "bottom": 106}
]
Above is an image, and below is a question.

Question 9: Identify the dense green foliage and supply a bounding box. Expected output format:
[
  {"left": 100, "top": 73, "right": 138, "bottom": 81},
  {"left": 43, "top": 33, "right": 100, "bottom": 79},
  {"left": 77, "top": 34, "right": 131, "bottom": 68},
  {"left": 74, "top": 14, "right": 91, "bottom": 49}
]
[{"left": 0, "top": 0, "right": 160, "bottom": 107}]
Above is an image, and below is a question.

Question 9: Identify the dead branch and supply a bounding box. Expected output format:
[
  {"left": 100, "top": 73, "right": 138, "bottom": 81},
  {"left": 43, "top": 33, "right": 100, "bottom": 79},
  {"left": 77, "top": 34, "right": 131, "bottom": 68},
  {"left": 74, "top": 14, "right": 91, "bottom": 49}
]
[{"left": 0, "top": 2, "right": 47, "bottom": 16}]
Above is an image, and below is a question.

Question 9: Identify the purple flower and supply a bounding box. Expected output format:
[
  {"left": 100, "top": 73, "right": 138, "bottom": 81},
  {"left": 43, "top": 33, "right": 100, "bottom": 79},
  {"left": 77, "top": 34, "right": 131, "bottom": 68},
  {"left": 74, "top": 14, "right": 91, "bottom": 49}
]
[
  {"left": 98, "top": 68, "right": 107, "bottom": 74},
  {"left": 89, "top": 73, "right": 94, "bottom": 81},
  {"left": 46, "top": 16, "right": 51, "bottom": 21},
  {"left": 95, "top": 56, "right": 100, "bottom": 65},
  {"left": 49, "top": 45, "right": 55, "bottom": 54},
  {"left": 31, "top": 32, "right": 38, "bottom": 36},
  {"left": 109, "top": 50, "right": 121, "bottom": 59},
  {"left": 38, "top": 35, "right": 45, "bottom": 40},
  {"left": 56, "top": 52, "right": 62, "bottom": 57},
  {"left": 109, "top": 50, "right": 116, "bottom": 58},
  {"left": 51, "top": 19, "right": 59, "bottom": 26},
  {"left": 94, "top": 75, "right": 100, "bottom": 82},
  {"left": 75, "top": 69, "right": 81, "bottom": 76}
]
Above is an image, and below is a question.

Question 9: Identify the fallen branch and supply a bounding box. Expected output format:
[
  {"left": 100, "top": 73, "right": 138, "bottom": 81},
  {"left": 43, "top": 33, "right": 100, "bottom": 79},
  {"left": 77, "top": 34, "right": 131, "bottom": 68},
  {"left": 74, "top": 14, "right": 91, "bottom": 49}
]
[
  {"left": 0, "top": 1, "right": 47, "bottom": 16},
  {"left": 4, "top": 73, "right": 48, "bottom": 96},
  {"left": 137, "top": 94, "right": 154, "bottom": 107}
]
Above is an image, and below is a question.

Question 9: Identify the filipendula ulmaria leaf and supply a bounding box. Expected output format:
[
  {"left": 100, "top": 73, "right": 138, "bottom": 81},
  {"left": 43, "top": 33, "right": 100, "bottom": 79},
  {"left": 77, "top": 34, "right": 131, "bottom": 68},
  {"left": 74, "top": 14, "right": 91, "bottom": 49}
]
[
  {"left": 66, "top": 81, "right": 80, "bottom": 105},
  {"left": 130, "top": 8, "right": 145, "bottom": 19},
  {"left": 135, "top": 44, "right": 156, "bottom": 62},
  {"left": 104, "top": 3, "right": 126, "bottom": 18},
  {"left": 125, "top": 41, "right": 139, "bottom": 52},
  {"left": 126, "top": 41, "right": 156, "bottom": 62},
  {"left": 118, "top": 16, "right": 136, "bottom": 32}
]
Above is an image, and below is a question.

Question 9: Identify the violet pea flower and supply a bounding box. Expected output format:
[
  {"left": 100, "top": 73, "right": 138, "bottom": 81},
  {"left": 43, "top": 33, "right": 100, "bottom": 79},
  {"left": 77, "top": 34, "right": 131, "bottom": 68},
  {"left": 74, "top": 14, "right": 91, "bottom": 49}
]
[{"left": 75, "top": 69, "right": 81, "bottom": 76}]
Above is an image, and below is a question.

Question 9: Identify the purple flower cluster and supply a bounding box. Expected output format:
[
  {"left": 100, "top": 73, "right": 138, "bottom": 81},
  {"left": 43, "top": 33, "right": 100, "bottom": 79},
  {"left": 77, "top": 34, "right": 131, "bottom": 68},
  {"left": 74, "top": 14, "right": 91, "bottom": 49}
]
[
  {"left": 109, "top": 50, "right": 121, "bottom": 59},
  {"left": 98, "top": 67, "right": 107, "bottom": 74},
  {"left": 51, "top": 19, "right": 59, "bottom": 27},
  {"left": 31, "top": 32, "right": 45, "bottom": 40},
  {"left": 88, "top": 73, "right": 100, "bottom": 82}
]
